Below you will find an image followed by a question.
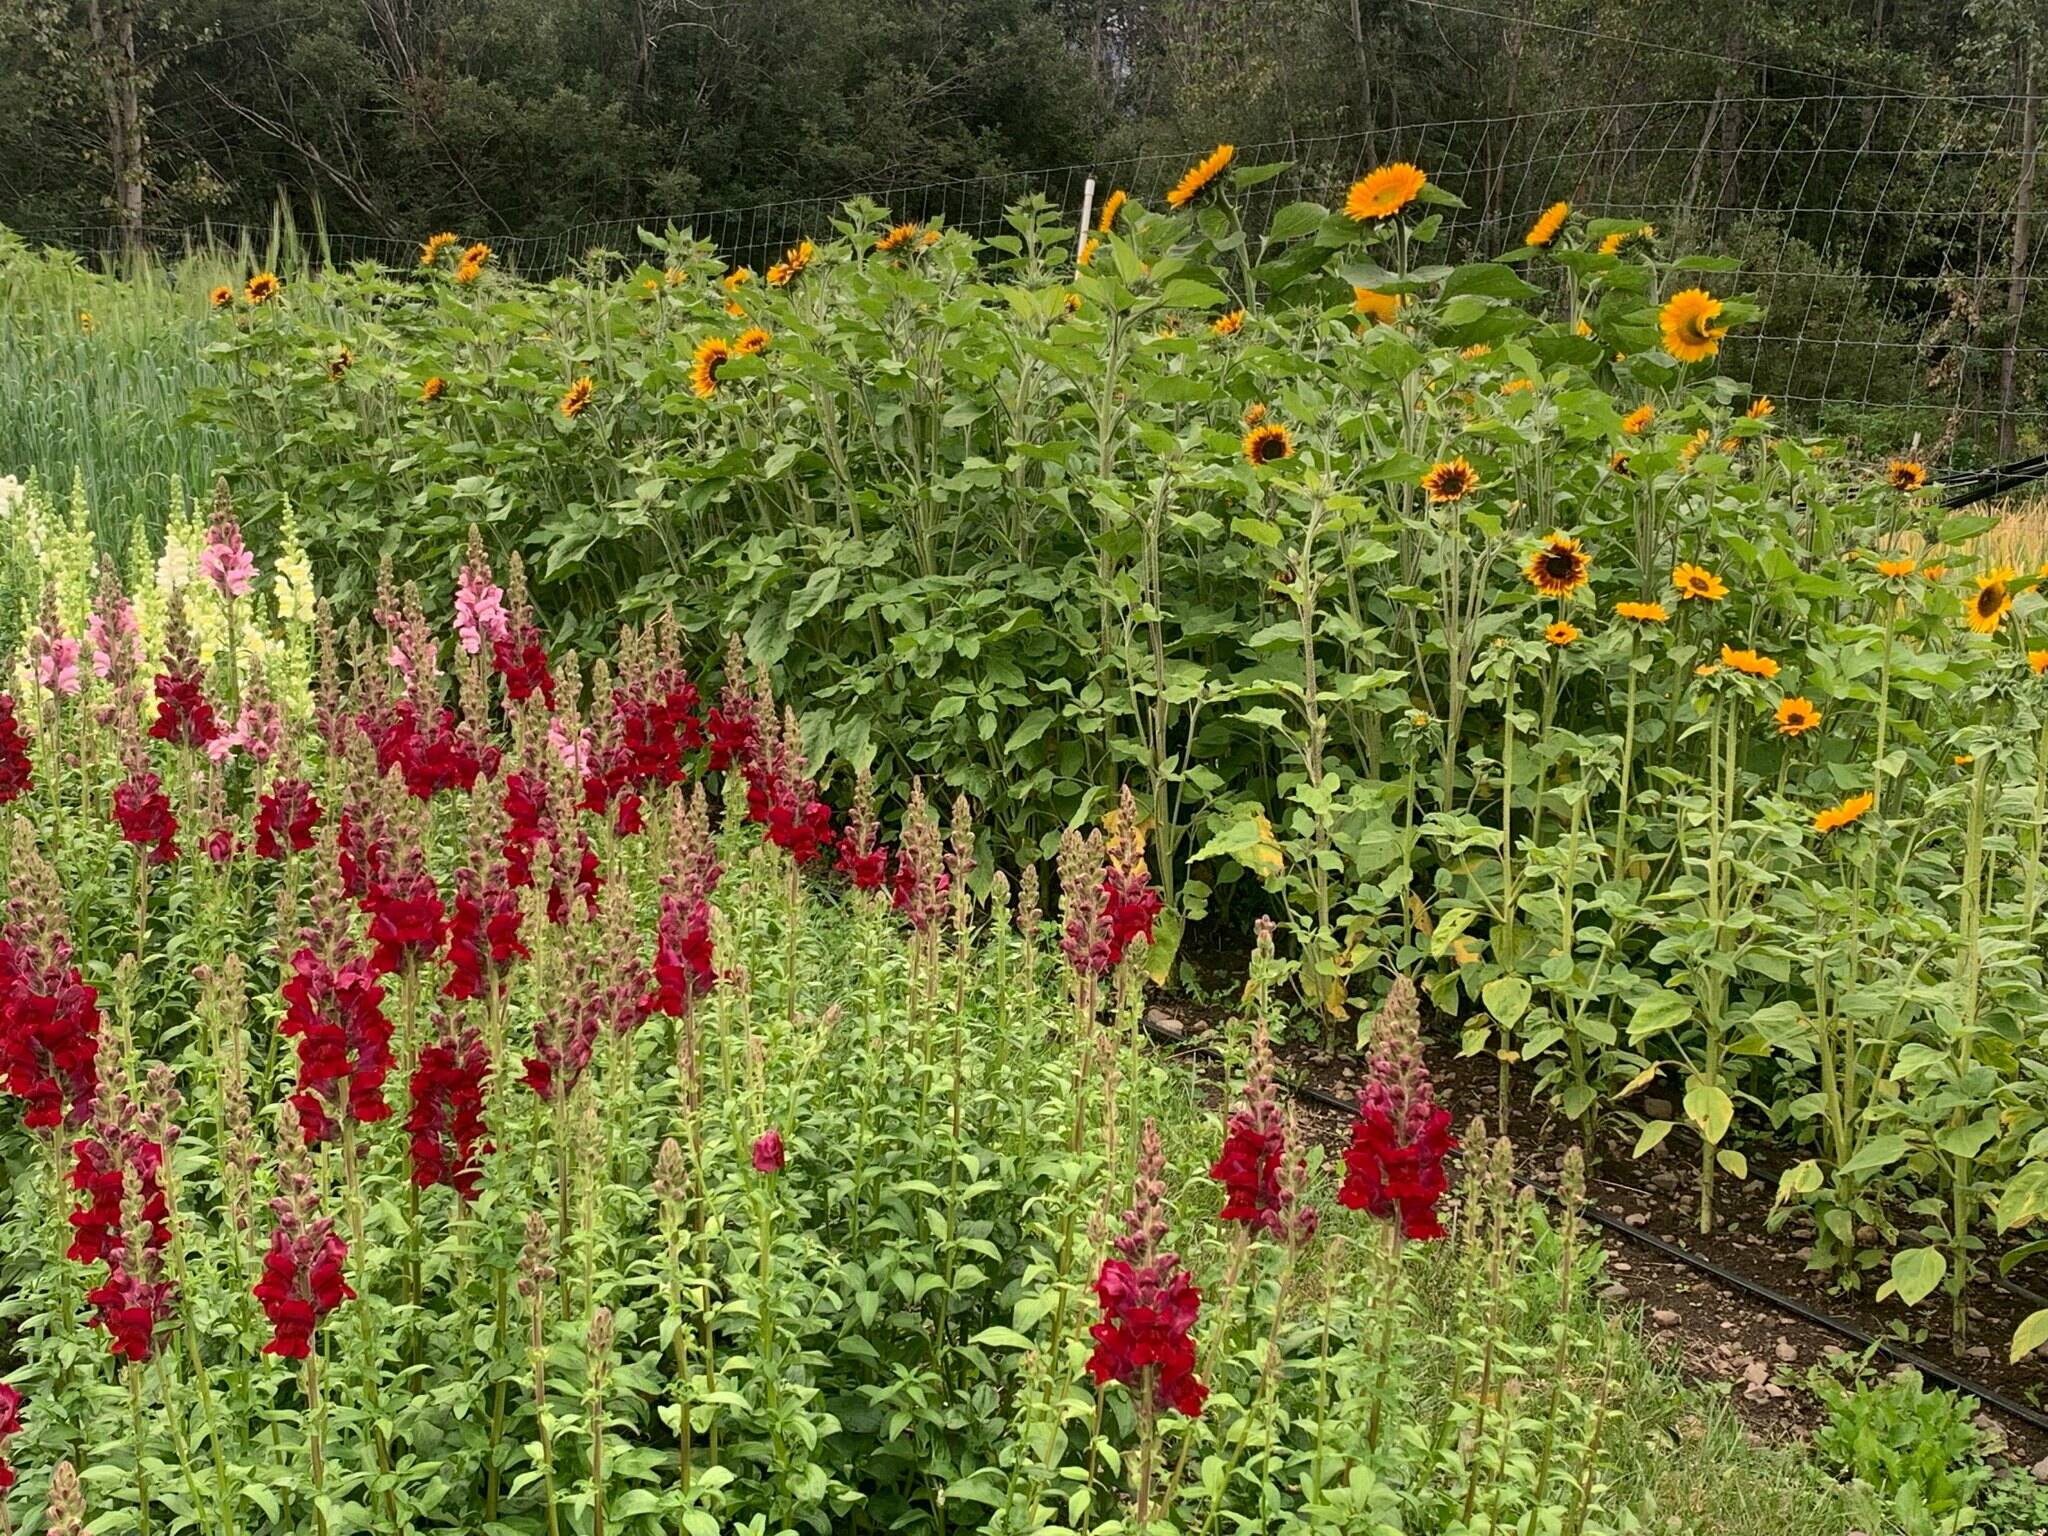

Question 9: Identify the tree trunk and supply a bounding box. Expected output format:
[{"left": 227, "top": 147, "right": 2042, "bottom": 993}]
[
  {"left": 83, "top": 0, "right": 145, "bottom": 256},
  {"left": 2001, "top": 42, "right": 2039, "bottom": 458}
]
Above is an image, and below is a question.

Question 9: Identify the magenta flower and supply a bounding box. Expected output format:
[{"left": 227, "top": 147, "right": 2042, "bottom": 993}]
[
  {"left": 752, "top": 1128, "right": 785, "bottom": 1173},
  {"left": 201, "top": 514, "right": 257, "bottom": 599},
  {"left": 453, "top": 565, "right": 509, "bottom": 656}
]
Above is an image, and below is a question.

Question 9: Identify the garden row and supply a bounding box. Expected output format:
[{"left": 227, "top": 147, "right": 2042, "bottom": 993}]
[{"left": 2, "top": 145, "right": 2045, "bottom": 1367}]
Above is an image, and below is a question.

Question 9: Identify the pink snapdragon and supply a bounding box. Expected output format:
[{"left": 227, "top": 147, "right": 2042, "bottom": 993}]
[
  {"left": 201, "top": 513, "right": 257, "bottom": 599},
  {"left": 454, "top": 564, "right": 509, "bottom": 656}
]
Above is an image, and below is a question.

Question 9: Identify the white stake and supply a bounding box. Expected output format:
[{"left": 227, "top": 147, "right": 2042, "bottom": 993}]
[{"left": 1076, "top": 176, "right": 1096, "bottom": 266}]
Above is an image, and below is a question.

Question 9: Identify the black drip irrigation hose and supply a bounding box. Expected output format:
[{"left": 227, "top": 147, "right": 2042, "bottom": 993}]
[{"left": 1138, "top": 1020, "right": 2048, "bottom": 1439}]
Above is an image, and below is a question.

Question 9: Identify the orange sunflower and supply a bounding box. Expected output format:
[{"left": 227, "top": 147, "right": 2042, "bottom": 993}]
[
  {"left": 1610, "top": 451, "right": 1632, "bottom": 476},
  {"left": 208, "top": 284, "right": 233, "bottom": 310},
  {"left": 1243, "top": 424, "right": 1294, "bottom": 466},
  {"left": 1621, "top": 404, "right": 1654, "bottom": 435},
  {"left": 766, "top": 240, "right": 814, "bottom": 287},
  {"left": 559, "top": 377, "right": 594, "bottom": 419},
  {"left": 419, "top": 231, "right": 458, "bottom": 267},
  {"left": 1524, "top": 533, "right": 1591, "bottom": 598},
  {"left": 1672, "top": 562, "right": 1728, "bottom": 602},
  {"left": 2030, "top": 649, "right": 2048, "bottom": 674},
  {"left": 875, "top": 222, "right": 921, "bottom": 253},
  {"left": 1346, "top": 162, "right": 1428, "bottom": 221},
  {"left": 1213, "top": 308, "right": 1245, "bottom": 337},
  {"left": 1524, "top": 200, "right": 1570, "bottom": 248},
  {"left": 735, "top": 327, "right": 771, "bottom": 356},
  {"left": 1167, "top": 144, "right": 1234, "bottom": 209},
  {"left": 1746, "top": 396, "right": 1775, "bottom": 420},
  {"left": 1874, "top": 557, "right": 1917, "bottom": 579},
  {"left": 1660, "top": 288, "right": 1727, "bottom": 363},
  {"left": 245, "top": 271, "right": 280, "bottom": 305},
  {"left": 1967, "top": 567, "right": 2016, "bottom": 634},
  {"left": 1813, "top": 792, "right": 1875, "bottom": 835},
  {"left": 1598, "top": 224, "right": 1656, "bottom": 256},
  {"left": 1615, "top": 600, "right": 1668, "bottom": 623},
  {"left": 1888, "top": 459, "right": 1928, "bottom": 491},
  {"left": 1545, "top": 620, "right": 1580, "bottom": 647},
  {"left": 420, "top": 376, "right": 446, "bottom": 403},
  {"left": 1098, "top": 188, "right": 1128, "bottom": 232},
  {"left": 1353, "top": 287, "right": 1401, "bottom": 323},
  {"left": 1423, "top": 457, "right": 1480, "bottom": 504},
  {"left": 1720, "top": 644, "right": 1778, "bottom": 679},
  {"left": 1775, "top": 697, "right": 1822, "bottom": 736},
  {"left": 691, "top": 337, "right": 732, "bottom": 398}
]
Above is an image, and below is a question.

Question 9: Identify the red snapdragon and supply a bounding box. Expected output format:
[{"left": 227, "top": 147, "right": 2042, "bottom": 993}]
[
  {"left": 1087, "top": 1119, "right": 1206, "bottom": 1418},
  {"left": 407, "top": 1021, "right": 492, "bottom": 1200},
  {"left": 752, "top": 1128, "right": 785, "bottom": 1173},
  {"left": 255, "top": 775, "right": 322, "bottom": 857},
  {"left": 1338, "top": 975, "right": 1456, "bottom": 1241},
  {"left": 0, "top": 854, "right": 101, "bottom": 1129},
  {"left": 0, "top": 694, "right": 32, "bottom": 804},
  {"left": 113, "top": 771, "right": 178, "bottom": 864},
  {"left": 0, "top": 1380, "right": 18, "bottom": 1494},
  {"left": 255, "top": 1118, "right": 355, "bottom": 1358}
]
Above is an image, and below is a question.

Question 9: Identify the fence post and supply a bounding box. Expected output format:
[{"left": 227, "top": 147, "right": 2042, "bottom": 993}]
[{"left": 1076, "top": 177, "right": 1096, "bottom": 265}]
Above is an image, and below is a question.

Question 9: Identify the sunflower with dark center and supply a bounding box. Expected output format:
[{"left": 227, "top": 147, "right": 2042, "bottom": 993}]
[
  {"left": 1775, "top": 697, "right": 1822, "bottom": 736},
  {"left": 208, "top": 285, "right": 233, "bottom": 310},
  {"left": 1212, "top": 309, "right": 1245, "bottom": 337},
  {"left": 1167, "top": 144, "right": 1234, "bottom": 209},
  {"left": 1888, "top": 458, "right": 1928, "bottom": 491},
  {"left": 1672, "top": 562, "right": 1728, "bottom": 602},
  {"left": 691, "top": 337, "right": 732, "bottom": 398},
  {"left": 1524, "top": 533, "right": 1590, "bottom": 598},
  {"left": 1422, "top": 457, "right": 1479, "bottom": 504},
  {"left": 559, "top": 376, "right": 594, "bottom": 419},
  {"left": 1968, "top": 567, "right": 2016, "bottom": 634},
  {"left": 1545, "top": 620, "right": 1579, "bottom": 647},
  {"left": 245, "top": 271, "right": 280, "bottom": 305},
  {"left": 874, "top": 222, "right": 920, "bottom": 253},
  {"left": 327, "top": 346, "right": 353, "bottom": 382},
  {"left": 1242, "top": 423, "right": 1294, "bottom": 466},
  {"left": 735, "top": 327, "right": 771, "bottom": 356}
]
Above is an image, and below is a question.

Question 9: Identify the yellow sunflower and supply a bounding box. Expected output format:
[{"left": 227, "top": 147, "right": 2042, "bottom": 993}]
[
  {"left": 1353, "top": 286, "right": 1401, "bottom": 323},
  {"left": 1874, "top": 557, "right": 1917, "bottom": 579},
  {"left": 1746, "top": 396, "right": 1775, "bottom": 420},
  {"left": 1545, "top": 620, "right": 1580, "bottom": 647},
  {"left": 1242, "top": 423, "right": 1294, "bottom": 466},
  {"left": 454, "top": 256, "right": 484, "bottom": 285},
  {"left": 875, "top": 222, "right": 921, "bottom": 253},
  {"left": 1524, "top": 200, "right": 1570, "bottom": 248},
  {"left": 419, "top": 231, "right": 458, "bottom": 267},
  {"left": 420, "top": 376, "right": 446, "bottom": 403},
  {"left": 1213, "top": 308, "right": 1245, "bottom": 337},
  {"left": 327, "top": 346, "right": 353, "bottom": 382},
  {"left": 691, "top": 337, "right": 733, "bottom": 398},
  {"left": 2030, "top": 649, "right": 2048, "bottom": 674},
  {"left": 1968, "top": 567, "right": 2016, "bottom": 634},
  {"left": 245, "top": 271, "right": 280, "bottom": 305},
  {"left": 723, "top": 267, "right": 753, "bottom": 292},
  {"left": 461, "top": 241, "right": 491, "bottom": 269},
  {"left": 1078, "top": 237, "right": 1099, "bottom": 267},
  {"left": 766, "top": 239, "right": 814, "bottom": 287},
  {"left": 208, "top": 284, "right": 233, "bottom": 310},
  {"left": 1614, "top": 600, "right": 1668, "bottom": 623},
  {"left": 734, "top": 327, "right": 771, "bottom": 356},
  {"left": 1598, "top": 224, "right": 1656, "bottom": 256},
  {"left": 1672, "top": 562, "right": 1728, "bottom": 602},
  {"left": 1720, "top": 645, "right": 1778, "bottom": 679},
  {"left": 559, "top": 377, "right": 594, "bottom": 419},
  {"left": 1345, "top": 162, "right": 1428, "bottom": 221},
  {"left": 1524, "top": 532, "right": 1591, "bottom": 597},
  {"left": 1621, "top": 403, "right": 1655, "bottom": 435},
  {"left": 1167, "top": 144, "right": 1235, "bottom": 209},
  {"left": 1460, "top": 343, "right": 1491, "bottom": 360},
  {"left": 1242, "top": 402, "right": 1267, "bottom": 426},
  {"left": 1660, "top": 288, "right": 1728, "bottom": 363},
  {"left": 1775, "top": 697, "right": 1822, "bottom": 737},
  {"left": 1610, "top": 451, "right": 1632, "bottom": 476},
  {"left": 1423, "top": 457, "right": 1481, "bottom": 504},
  {"left": 1098, "top": 188, "right": 1128, "bottom": 232},
  {"left": 1888, "top": 459, "right": 1928, "bottom": 491},
  {"left": 1813, "top": 792, "right": 1875, "bottom": 835}
]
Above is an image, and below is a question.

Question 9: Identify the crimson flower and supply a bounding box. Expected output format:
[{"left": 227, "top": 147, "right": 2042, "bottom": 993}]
[
  {"left": 149, "top": 666, "right": 221, "bottom": 749},
  {"left": 1337, "top": 976, "right": 1456, "bottom": 1241},
  {"left": 255, "top": 1211, "right": 353, "bottom": 1358},
  {"left": 0, "top": 694, "right": 32, "bottom": 804},
  {"left": 0, "top": 929, "right": 101, "bottom": 1129},
  {"left": 645, "top": 893, "right": 715, "bottom": 1018},
  {"left": 281, "top": 949, "right": 394, "bottom": 1143},
  {"left": 255, "top": 777, "right": 322, "bottom": 858},
  {"left": 444, "top": 867, "right": 526, "bottom": 1001},
  {"left": 491, "top": 625, "right": 555, "bottom": 708},
  {"left": 113, "top": 773, "right": 178, "bottom": 864},
  {"left": 0, "top": 1379, "right": 19, "bottom": 1492},
  {"left": 1087, "top": 1121, "right": 1205, "bottom": 1417},
  {"left": 363, "top": 862, "right": 448, "bottom": 976},
  {"left": 407, "top": 1024, "right": 492, "bottom": 1200},
  {"left": 752, "top": 1128, "right": 785, "bottom": 1173}
]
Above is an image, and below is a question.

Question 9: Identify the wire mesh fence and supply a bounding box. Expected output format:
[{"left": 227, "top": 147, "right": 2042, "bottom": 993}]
[{"left": 14, "top": 90, "right": 2048, "bottom": 460}]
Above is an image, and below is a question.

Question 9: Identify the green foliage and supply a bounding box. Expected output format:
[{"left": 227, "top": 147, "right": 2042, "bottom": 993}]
[{"left": 1805, "top": 1358, "right": 1994, "bottom": 1532}]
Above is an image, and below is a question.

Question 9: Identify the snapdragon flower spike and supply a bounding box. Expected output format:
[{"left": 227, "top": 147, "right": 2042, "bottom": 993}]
[
  {"left": 490, "top": 554, "right": 555, "bottom": 707},
  {"left": 1057, "top": 826, "right": 1113, "bottom": 977},
  {"left": 0, "top": 835, "right": 101, "bottom": 1128},
  {"left": 363, "top": 836, "right": 448, "bottom": 977},
  {"left": 835, "top": 766, "right": 891, "bottom": 890},
  {"left": 752, "top": 1127, "right": 785, "bottom": 1173},
  {"left": 86, "top": 1163, "right": 178, "bottom": 1361},
  {"left": 1087, "top": 1119, "right": 1207, "bottom": 1417},
  {"left": 70, "top": 1086, "right": 180, "bottom": 1361},
  {"left": 1210, "top": 1024, "right": 1292, "bottom": 1236},
  {"left": 1338, "top": 975, "right": 1457, "bottom": 1241},
  {"left": 255, "top": 769, "right": 322, "bottom": 858},
  {"left": 1102, "top": 785, "right": 1162, "bottom": 966},
  {"left": 745, "top": 705, "right": 834, "bottom": 864},
  {"left": 453, "top": 529, "right": 510, "bottom": 657},
  {"left": 255, "top": 1106, "right": 355, "bottom": 1358},
  {"left": 148, "top": 596, "right": 220, "bottom": 749},
  {"left": 281, "top": 833, "right": 395, "bottom": 1143},
  {"left": 0, "top": 694, "right": 32, "bottom": 805},
  {"left": 891, "top": 780, "right": 949, "bottom": 933},
  {"left": 704, "top": 633, "right": 759, "bottom": 773},
  {"left": 113, "top": 769, "right": 178, "bottom": 865},
  {"left": 407, "top": 1016, "right": 492, "bottom": 1200},
  {"left": 444, "top": 864, "right": 527, "bottom": 1000},
  {"left": 31, "top": 586, "right": 82, "bottom": 699},
  {"left": 201, "top": 506, "right": 257, "bottom": 599},
  {"left": 87, "top": 562, "right": 142, "bottom": 696},
  {"left": 0, "top": 1379, "right": 19, "bottom": 1493},
  {"left": 522, "top": 901, "right": 607, "bottom": 1101}
]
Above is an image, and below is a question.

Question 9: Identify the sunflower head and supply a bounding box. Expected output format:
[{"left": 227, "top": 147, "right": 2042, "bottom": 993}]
[
  {"left": 1614, "top": 600, "right": 1667, "bottom": 624},
  {"left": 1813, "top": 791, "right": 1875, "bottom": 835},
  {"left": 1597, "top": 224, "right": 1656, "bottom": 256},
  {"left": 1524, "top": 201, "right": 1570, "bottom": 248},
  {"left": 245, "top": 271, "right": 280, "bottom": 305},
  {"left": 1242, "top": 423, "right": 1294, "bottom": 467},
  {"left": 420, "top": 376, "right": 446, "bottom": 403},
  {"left": 208, "top": 284, "right": 234, "bottom": 310},
  {"left": 734, "top": 327, "right": 772, "bottom": 356},
  {"left": 1212, "top": 308, "right": 1245, "bottom": 337},
  {"left": 455, "top": 257, "right": 484, "bottom": 285},
  {"left": 559, "top": 377, "right": 594, "bottom": 419},
  {"left": 1875, "top": 557, "right": 1917, "bottom": 579},
  {"left": 420, "top": 231, "right": 458, "bottom": 267},
  {"left": 1353, "top": 286, "right": 1401, "bottom": 323},
  {"left": 1078, "top": 237, "right": 1099, "bottom": 268},
  {"left": 1544, "top": 620, "right": 1579, "bottom": 647},
  {"left": 1167, "top": 144, "right": 1234, "bottom": 210},
  {"left": 723, "top": 267, "right": 753, "bottom": 291},
  {"left": 1424, "top": 458, "right": 1481, "bottom": 505},
  {"left": 1888, "top": 458, "right": 1928, "bottom": 491},
  {"left": 327, "top": 346, "right": 353, "bottom": 382},
  {"left": 1719, "top": 644, "right": 1778, "bottom": 679},
  {"left": 767, "top": 240, "right": 814, "bottom": 287},
  {"left": 1523, "top": 532, "right": 1590, "bottom": 598},
  {"left": 1746, "top": 396, "right": 1775, "bottom": 420},
  {"left": 1098, "top": 188, "right": 1128, "bottom": 233},
  {"left": 1242, "top": 402, "right": 1267, "bottom": 426},
  {"left": 1621, "top": 403, "right": 1655, "bottom": 435},
  {"left": 1671, "top": 562, "right": 1728, "bottom": 602},
  {"left": 1660, "top": 288, "right": 1728, "bottom": 363},
  {"left": 1968, "top": 567, "right": 2016, "bottom": 634},
  {"left": 1345, "top": 162, "right": 1429, "bottom": 222},
  {"left": 1460, "top": 343, "right": 1491, "bottom": 361},
  {"left": 1774, "top": 697, "right": 1822, "bottom": 737},
  {"left": 875, "top": 222, "right": 921, "bottom": 253},
  {"left": 2030, "top": 648, "right": 2048, "bottom": 675},
  {"left": 691, "top": 337, "right": 733, "bottom": 398},
  {"left": 1609, "top": 450, "right": 1632, "bottom": 477}
]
